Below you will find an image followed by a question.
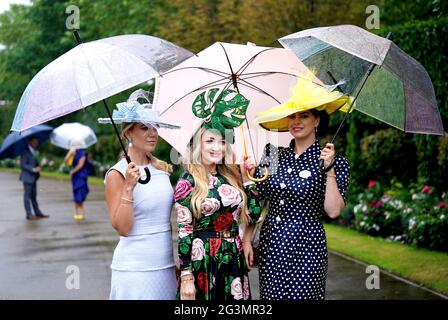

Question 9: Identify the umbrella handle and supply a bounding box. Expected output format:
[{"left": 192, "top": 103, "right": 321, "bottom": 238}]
[
  {"left": 246, "top": 167, "right": 269, "bottom": 182},
  {"left": 138, "top": 167, "right": 151, "bottom": 184},
  {"left": 319, "top": 159, "right": 335, "bottom": 173},
  {"left": 125, "top": 155, "right": 151, "bottom": 184}
]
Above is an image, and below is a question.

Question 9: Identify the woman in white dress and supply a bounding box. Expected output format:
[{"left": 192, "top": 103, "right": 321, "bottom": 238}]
[{"left": 101, "top": 91, "right": 181, "bottom": 299}]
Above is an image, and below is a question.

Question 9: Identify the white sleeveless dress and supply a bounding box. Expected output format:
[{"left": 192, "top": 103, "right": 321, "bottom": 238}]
[{"left": 106, "top": 159, "right": 177, "bottom": 300}]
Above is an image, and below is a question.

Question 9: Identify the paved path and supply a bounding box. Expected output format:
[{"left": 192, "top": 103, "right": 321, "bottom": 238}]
[{"left": 0, "top": 171, "right": 445, "bottom": 300}]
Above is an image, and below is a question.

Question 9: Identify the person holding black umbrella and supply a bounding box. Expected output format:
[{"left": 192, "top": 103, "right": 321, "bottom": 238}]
[
  {"left": 100, "top": 90, "right": 181, "bottom": 300},
  {"left": 20, "top": 136, "right": 49, "bottom": 220}
]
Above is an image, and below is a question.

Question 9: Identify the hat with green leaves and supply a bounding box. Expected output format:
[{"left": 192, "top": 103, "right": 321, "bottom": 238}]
[{"left": 191, "top": 88, "right": 249, "bottom": 143}]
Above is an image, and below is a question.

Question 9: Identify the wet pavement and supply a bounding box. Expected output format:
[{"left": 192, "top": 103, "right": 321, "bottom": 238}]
[{"left": 0, "top": 171, "right": 446, "bottom": 300}]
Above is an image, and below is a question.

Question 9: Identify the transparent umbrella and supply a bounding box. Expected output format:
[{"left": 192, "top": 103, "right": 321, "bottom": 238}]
[
  {"left": 10, "top": 32, "right": 193, "bottom": 183},
  {"left": 279, "top": 25, "right": 445, "bottom": 137},
  {"left": 50, "top": 123, "right": 97, "bottom": 150}
]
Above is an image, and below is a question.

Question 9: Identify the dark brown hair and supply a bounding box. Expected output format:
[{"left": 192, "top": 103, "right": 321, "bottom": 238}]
[{"left": 309, "top": 109, "right": 329, "bottom": 137}]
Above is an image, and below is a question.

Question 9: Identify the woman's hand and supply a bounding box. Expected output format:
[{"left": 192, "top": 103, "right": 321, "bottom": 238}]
[
  {"left": 320, "top": 143, "right": 335, "bottom": 167},
  {"left": 242, "top": 240, "right": 254, "bottom": 271},
  {"left": 239, "top": 156, "right": 256, "bottom": 183},
  {"left": 124, "top": 162, "right": 140, "bottom": 189},
  {"left": 180, "top": 277, "right": 196, "bottom": 300}
]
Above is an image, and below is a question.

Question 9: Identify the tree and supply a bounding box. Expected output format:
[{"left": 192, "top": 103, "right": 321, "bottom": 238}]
[{"left": 0, "top": 0, "right": 72, "bottom": 101}]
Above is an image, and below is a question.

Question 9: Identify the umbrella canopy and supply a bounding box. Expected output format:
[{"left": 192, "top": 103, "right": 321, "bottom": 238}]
[
  {"left": 11, "top": 34, "right": 194, "bottom": 132},
  {"left": 50, "top": 123, "right": 97, "bottom": 150},
  {"left": 0, "top": 125, "right": 53, "bottom": 160},
  {"left": 153, "top": 41, "right": 318, "bottom": 164},
  {"left": 279, "top": 24, "right": 445, "bottom": 136},
  {"left": 10, "top": 32, "right": 193, "bottom": 184}
]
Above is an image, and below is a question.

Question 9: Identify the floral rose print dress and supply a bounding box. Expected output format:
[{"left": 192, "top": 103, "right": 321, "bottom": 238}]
[{"left": 174, "top": 172, "right": 262, "bottom": 300}]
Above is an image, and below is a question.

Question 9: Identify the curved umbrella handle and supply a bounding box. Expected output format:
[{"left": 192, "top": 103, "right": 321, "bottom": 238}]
[
  {"left": 138, "top": 167, "right": 151, "bottom": 184},
  {"left": 246, "top": 167, "right": 269, "bottom": 182},
  {"left": 319, "top": 159, "right": 335, "bottom": 173},
  {"left": 124, "top": 155, "right": 151, "bottom": 184}
]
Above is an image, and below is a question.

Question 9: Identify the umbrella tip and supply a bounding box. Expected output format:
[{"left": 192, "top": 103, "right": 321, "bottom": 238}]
[{"left": 73, "top": 30, "right": 83, "bottom": 44}]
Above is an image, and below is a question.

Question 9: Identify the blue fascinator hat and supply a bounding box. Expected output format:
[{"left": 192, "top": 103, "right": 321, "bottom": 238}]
[{"left": 98, "top": 89, "right": 181, "bottom": 129}]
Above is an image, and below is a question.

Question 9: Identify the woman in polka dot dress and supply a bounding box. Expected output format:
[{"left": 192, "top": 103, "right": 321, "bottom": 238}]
[{"left": 243, "top": 76, "right": 351, "bottom": 300}]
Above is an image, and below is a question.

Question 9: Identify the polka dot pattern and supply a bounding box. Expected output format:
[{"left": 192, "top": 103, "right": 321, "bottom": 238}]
[{"left": 254, "top": 139, "right": 350, "bottom": 300}]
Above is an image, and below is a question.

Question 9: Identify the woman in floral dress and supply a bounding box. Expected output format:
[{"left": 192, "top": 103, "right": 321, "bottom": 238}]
[{"left": 174, "top": 122, "right": 262, "bottom": 300}]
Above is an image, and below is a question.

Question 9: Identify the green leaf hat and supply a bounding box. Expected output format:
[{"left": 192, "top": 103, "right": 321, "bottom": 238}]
[{"left": 191, "top": 88, "right": 250, "bottom": 143}]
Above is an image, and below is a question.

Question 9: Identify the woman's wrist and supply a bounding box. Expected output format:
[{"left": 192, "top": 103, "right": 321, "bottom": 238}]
[
  {"left": 120, "top": 197, "right": 134, "bottom": 205},
  {"left": 326, "top": 168, "right": 336, "bottom": 178},
  {"left": 123, "top": 183, "right": 135, "bottom": 193},
  {"left": 180, "top": 269, "right": 193, "bottom": 277},
  {"left": 181, "top": 273, "right": 194, "bottom": 283}
]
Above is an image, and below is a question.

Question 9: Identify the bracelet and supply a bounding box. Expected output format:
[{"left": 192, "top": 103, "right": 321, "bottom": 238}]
[
  {"left": 121, "top": 197, "right": 134, "bottom": 203},
  {"left": 181, "top": 276, "right": 194, "bottom": 283},
  {"left": 180, "top": 270, "right": 193, "bottom": 277},
  {"left": 181, "top": 279, "right": 194, "bottom": 284}
]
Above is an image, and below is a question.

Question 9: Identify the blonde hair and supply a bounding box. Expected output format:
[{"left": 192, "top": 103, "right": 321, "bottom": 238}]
[
  {"left": 182, "top": 126, "right": 249, "bottom": 225},
  {"left": 120, "top": 122, "right": 173, "bottom": 173}
]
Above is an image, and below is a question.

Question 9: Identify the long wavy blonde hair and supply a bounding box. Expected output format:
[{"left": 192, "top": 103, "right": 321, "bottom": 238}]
[
  {"left": 182, "top": 126, "right": 249, "bottom": 225},
  {"left": 120, "top": 122, "right": 173, "bottom": 173}
]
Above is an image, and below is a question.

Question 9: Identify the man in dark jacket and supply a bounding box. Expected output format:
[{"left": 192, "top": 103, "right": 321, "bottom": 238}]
[{"left": 20, "top": 137, "right": 49, "bottom": 220}]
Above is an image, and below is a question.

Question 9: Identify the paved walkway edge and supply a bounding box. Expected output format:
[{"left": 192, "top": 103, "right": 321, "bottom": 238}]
[{"left": 329, "top": 249, "right": 448, "bottom": 300}]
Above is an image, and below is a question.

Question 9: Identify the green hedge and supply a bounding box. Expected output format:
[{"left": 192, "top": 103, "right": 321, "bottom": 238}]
[{"left": 378, "top": 17, "right": 448, "bottom": 190}]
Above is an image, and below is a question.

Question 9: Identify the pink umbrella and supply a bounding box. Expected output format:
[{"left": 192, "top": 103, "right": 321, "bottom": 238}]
[{"left": 153, "top": 42, "right": 317, "bottom": 171}]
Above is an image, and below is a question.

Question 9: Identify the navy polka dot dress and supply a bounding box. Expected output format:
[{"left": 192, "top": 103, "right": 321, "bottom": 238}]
[{"left": 254, "top": 139, "right": 350, "bottom": 300}]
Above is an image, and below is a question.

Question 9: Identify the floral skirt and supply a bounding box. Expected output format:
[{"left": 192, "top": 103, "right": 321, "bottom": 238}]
[{"left": 178, "top": 235, "right": 251, "bottom": 300}]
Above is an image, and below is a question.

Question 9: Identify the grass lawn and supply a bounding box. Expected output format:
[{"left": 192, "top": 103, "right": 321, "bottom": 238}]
[{"left": 324, "top": 223, "right": 448, "bottom": 295}]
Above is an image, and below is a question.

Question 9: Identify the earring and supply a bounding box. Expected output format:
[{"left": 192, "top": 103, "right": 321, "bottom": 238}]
[
  {"left": 128, "top": 137, "right": 133, "bottom": 148},
  {"left": 315, "top": 127, "right": 318, "bottom": 133}
]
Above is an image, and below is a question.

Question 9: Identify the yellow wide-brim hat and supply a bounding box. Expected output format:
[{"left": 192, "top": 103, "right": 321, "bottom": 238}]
[{"left": 255, "top": 74, "right": 351, "bottom": 132}]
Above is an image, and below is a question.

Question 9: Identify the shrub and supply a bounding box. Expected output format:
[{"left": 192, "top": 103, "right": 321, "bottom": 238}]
[
  {"left": 405, "top": 185, "right": 448, "bottom": 251},
  {"left": 353, "top": 180, "right": 404, "bottom": 237},
  {"left": 351, "top": 180, "right": 448, "bottom": 251}
]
